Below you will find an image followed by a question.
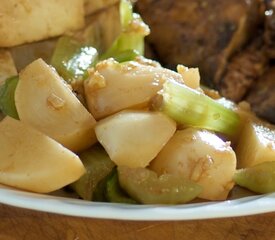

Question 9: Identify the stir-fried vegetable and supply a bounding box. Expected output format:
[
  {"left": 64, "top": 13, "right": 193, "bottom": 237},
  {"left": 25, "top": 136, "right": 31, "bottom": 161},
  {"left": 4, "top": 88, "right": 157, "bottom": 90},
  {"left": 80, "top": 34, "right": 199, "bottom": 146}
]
[
  {"left": 51, "top": 36, "right": 98, "bottom": 82},
  {"left": 118, "top": 166, "right": 202, "bottom": 204},
  {"left": 70, "top": 144, "right": 115, "bottom": 200},
  {"left": 0, "top": 0, "right": 274, "bottom": 207},
  {"left": 105, "top": 170, "right": 137, "bottom": 204},
  {"left": 159, "top": 80, "right": 241, "bottom": 138},
  {"left": 0, "top": 76, "right": 19, "bottom": 119},
  {"left": 234, "top": 161, "right": 275, "bottom": 193},
  {"left": 100, "top": 0, "right": 149, "bottom": 60}
]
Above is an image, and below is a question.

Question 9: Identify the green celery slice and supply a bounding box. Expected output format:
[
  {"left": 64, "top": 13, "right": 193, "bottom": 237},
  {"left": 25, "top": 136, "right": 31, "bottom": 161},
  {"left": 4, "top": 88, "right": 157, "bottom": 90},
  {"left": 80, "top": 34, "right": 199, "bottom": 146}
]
[
  {"left": 51, "top": 36, "right": 98, "bottom": 81},
  {"left": 100, "top": 1, "right": 149, "bottom": 61},
  {"left": 70, "top": 144, "right": 115, "bottom": 201},
  {"left": 234, "top": 161, "right": 275, "bottom": 194},
  {"left": 105, "top": 170, "right": 137, "bottom": 204},
  {"left": 110, "top": 49, "right": 140, "bottom": 63},
  {"left": 160, "top": 80, "right": 240, "bottom": 137},
  {"left": 120, "top": 0, "right": 133, "bottom": 29},
  {"left": 118, "top": 166, "right": 202, "bottom": 204},
  {"left": 0, "top": 76, "right": 19, "bottom": 119}
]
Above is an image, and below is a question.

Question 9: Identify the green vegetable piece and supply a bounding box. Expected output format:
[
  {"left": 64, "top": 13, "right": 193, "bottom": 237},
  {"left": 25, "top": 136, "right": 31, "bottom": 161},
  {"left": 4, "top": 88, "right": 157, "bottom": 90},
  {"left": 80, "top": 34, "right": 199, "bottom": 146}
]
[
  {"left": 70, "top": 144, "right": 115, "bottom": 201},
  {"left": 120, "top": 0, "right": 133, "bottom": 29},
  {"left": 111, "top": 49, "right": 139, "bottom": 63},
  {"left": 92, "top": 169, "right": 114, "bottom": 202},
  {"left": 160, "top": 80, "right": 240, "bottom": 137},
  {"left": 118, "top": 166, "right": 202, "bottom": 204},
  {"left": 100, "top": 0, "right": 149, "bottom": 60},
  {"left": 0, "top": 76, "right": 19, "bottom": 119},
  {"left": 234, "top": 161, "right": 275, "bottom": 194},
  {"left": 51, "top": 36, "right": 98, "bottom": 81},
  {"left": 105, "top": 170, "right": 137, "bottom": 204}
]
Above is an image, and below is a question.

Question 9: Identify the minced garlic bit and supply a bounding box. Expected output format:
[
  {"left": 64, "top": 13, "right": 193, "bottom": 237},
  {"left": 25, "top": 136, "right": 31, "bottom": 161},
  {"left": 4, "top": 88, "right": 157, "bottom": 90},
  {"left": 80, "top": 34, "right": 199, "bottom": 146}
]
[
  {"left": 177, "top": 64, "right": 200, "bottom": 89},
  {"left": 126, "top": 14, "right": 150, "bottom": 36},
  {"left": 47, "top": 93, "right": 65, "bottom": 110},
  {"left": 85, "top": 70, "right": 106, "bottom": 92}
]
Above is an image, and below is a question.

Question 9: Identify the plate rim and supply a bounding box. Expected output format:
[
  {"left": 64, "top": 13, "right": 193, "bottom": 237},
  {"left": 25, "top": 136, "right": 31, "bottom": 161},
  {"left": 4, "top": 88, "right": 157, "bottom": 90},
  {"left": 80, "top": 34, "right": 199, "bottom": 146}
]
[{"left": 1, "top": 187, "right": 275, "bottom": 220}]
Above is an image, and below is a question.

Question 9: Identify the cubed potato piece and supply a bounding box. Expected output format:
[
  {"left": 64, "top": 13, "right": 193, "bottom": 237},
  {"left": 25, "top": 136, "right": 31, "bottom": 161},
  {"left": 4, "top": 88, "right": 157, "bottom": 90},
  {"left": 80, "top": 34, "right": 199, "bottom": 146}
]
[
  {"left": 95, "top": 110, "right": 177, "bottom": 168},
  {"left": 150, "top": 128, "right": 237, "bottom": 200},
  {"left": 15, "top": 59, "right": 97, "bottom": 152},
  {"left": 236, "top": 121, "right": 275, "bottom": 168},
  {"left": 84, "top": 59, "right": 183, "bottom": 119},
  {"left": 0, "top": 50, "right": 17, "bottom": 86},
  {"left": 0, "top": 117, "right": 85, "bottom": 193},
  {"left": 0, "top": 0, "right": 85, "bottom": 47},
  {"left": 84, "top": 0, "right": 119, "bottom": 16}
]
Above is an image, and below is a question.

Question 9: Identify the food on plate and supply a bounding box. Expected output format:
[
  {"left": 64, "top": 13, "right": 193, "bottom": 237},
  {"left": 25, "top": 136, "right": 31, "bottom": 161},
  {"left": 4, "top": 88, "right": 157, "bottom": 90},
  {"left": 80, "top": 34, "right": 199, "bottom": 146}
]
[
  {"left": 136, "top": 0, "right": 275, "bottom": 124},
  {"left": 84, "top": 0, "right": 119, "bottom": 16},
  {"left": 0, "top": 76, "right": 19, "bottom": 119},
  {"left": 15, "top": 58, "right": 97, "bottom": 152},
  {"left": 150, "top": 129, "right": 237, "bottom": 200},
  {"left": 0, "top": 117, "right": 85, "bottom": 193},
  {"left": 234, "top": 161, "right": 275, "bottom": 194},
  {"left": 95, "top": 110, "right": 176, "bottom": 168},
  {"left": 0, "top": 0, "right": 85, "bottom": 47},
  {"left": 84, "top": 58, "right": 181, "bottom": 119},
  {"left": 136, "top": 0, "right": 261, "bottom": 85},
  {"left": 0, "top": 0, "right": 274, "bottom": 205},
  {"left": 236, "top": 121, "right": 275, "bottom": 168},
  {"left": 118, "top": 166, "right": 202, "bottom": 204},
  {"left": 0, "top": 50, "right": 17, "bottom": 86},
  {"left": 70, "top": 144, "right": 115, "bottom": 200}
]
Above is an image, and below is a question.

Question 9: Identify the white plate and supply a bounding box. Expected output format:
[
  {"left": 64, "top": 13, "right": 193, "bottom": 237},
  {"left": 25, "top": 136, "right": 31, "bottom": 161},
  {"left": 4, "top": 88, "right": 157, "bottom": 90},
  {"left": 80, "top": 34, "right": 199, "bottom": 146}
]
[{"left": 1, "top": 186, "right": 275, "bottom": 220}]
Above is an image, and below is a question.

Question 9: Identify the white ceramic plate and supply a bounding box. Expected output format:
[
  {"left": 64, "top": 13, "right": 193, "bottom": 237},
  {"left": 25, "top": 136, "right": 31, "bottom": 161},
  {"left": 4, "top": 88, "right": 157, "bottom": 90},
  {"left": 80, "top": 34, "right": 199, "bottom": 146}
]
[{"left": 1, "top": 185, "right": 275, "bottom": 220}]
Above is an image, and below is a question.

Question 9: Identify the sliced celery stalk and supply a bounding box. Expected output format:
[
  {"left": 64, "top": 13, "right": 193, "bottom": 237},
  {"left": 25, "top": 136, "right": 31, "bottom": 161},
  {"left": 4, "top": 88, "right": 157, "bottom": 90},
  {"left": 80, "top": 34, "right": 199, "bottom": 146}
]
[
  {"left": 100, "top": 1, "right": 149, "bottom": 60},
  {"left": 93, "top": 168, "right": 137, "bottom": 204},
  {"left": 120, "top": 0, "right": 133, "bottom": 29},
  {"left": 118, "top": 166, "right": 202, "bottom": 204},
  {"left": 51, "top": 36, "right": 98, "bottom": 81},
  {"left": 160, "top": 80, "right": 240, "bottom": 137},
  {"left": 0, "top": 76, "right": 19, "bottom": 119},
  {"left": 234, "top": 161, "right": 275, "bottom": 194},
  {"left": 111, "top": 49, "right": 140, "bottom": 63},
  {"left": 70, "top": 144, "right": 115, "bottom": 201},
  {"left": 105, "top": 170, "right": 137, "bottom": 204},
  {"left": 92, "top": 169, "right": 114, "bottom": 202}
]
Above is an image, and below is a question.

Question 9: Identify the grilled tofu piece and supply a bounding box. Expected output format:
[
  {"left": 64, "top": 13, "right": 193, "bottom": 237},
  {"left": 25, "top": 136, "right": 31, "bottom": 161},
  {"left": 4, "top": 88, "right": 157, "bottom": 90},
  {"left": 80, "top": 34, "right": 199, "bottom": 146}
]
[
  {"left": 136, "top": 0, "right": 261, "bottom": 86},
  {"left": 0, "top": 0, "right": 85, "bottom": 47}
]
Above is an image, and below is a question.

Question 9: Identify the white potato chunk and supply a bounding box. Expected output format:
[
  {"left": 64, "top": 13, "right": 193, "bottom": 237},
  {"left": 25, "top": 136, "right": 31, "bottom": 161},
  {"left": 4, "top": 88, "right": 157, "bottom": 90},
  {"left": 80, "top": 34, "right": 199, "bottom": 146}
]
[
  {"left": 236, "top": 121, "right": 275, "bottom": 168},
  {"left": 150, "top": 128, "right": 237, "bottom": 200},
  {"left": 95, "top": 110, "right": 176, "bottom": 168},
  {"left": 15, "top": 59, "right": 97, "bottom": 152},
  {"left": 84, "top": 59, "right": 183, "bottom": 119},
  {"left": 0, "top": 50, "right": 17, "bottom": 86},
  {"left": 0, "top": 117, "right": 85, "bottom": 193},
  {"left": 84, "top": 0, "right": 119, "bottom": 16},
  {"left": 0, "top": 0, "right": 84, "bottom": 47}
]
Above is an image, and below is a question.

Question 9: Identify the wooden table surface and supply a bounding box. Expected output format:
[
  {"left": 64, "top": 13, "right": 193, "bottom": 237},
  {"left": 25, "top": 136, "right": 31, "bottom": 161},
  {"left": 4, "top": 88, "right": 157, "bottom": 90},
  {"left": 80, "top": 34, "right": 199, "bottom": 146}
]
[{"left": 1, "top": 204, "right": 275, "bottom": 240}]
